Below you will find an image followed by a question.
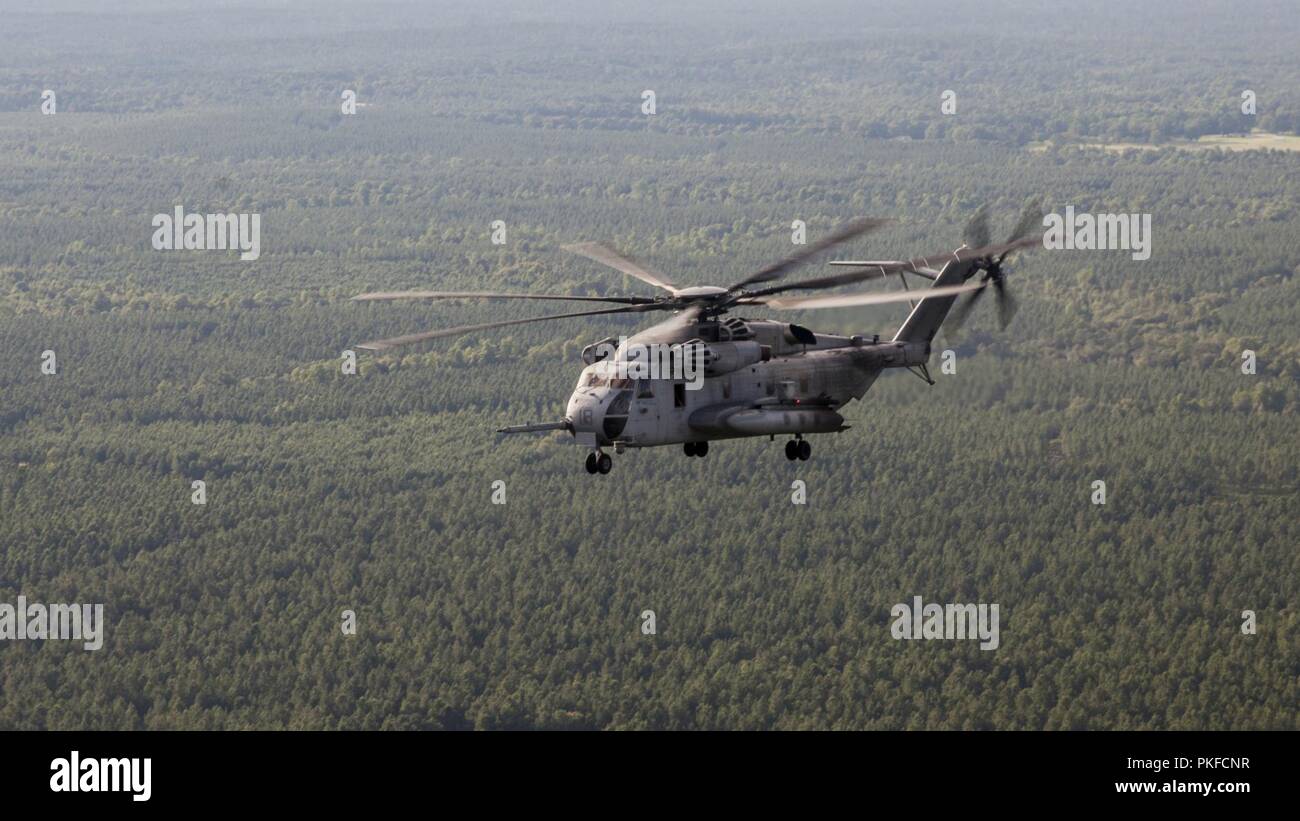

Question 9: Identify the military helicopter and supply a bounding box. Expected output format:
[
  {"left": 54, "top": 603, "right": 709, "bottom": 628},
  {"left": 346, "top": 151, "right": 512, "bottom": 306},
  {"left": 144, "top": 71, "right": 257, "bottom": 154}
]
[{"left": 353, "top": 205, "right": 1042, "bottom": 474}]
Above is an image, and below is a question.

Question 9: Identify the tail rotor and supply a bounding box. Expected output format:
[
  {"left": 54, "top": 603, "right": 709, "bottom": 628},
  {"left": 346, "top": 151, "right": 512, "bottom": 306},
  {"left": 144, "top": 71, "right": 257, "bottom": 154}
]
[{"left": 948, "top": 199, "right": 1042, "bottom": 334}]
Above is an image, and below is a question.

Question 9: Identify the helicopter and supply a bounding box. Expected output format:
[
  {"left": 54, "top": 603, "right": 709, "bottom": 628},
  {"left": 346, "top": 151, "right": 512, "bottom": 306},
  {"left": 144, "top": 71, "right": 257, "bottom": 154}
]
[{"left": 353, "top": 204, "right": 1042, "bottom": 474}]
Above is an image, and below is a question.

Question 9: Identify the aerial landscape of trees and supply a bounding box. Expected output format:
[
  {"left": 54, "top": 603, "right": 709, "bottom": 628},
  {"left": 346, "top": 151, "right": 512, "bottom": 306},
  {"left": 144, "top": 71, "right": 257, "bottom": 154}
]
[{"left": 0, "top": 0, "right": 1295, "bottom": 729}]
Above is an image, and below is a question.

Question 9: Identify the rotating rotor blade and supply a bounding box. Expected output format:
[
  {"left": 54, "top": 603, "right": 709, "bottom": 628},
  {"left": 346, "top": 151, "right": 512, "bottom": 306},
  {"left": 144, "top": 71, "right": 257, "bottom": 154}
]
[
  {"left": 351, "top": 290, "right": 656, "bottom": 305},
  {"left": 757, "top": 281, "right": 983, "bottom": 311},
  {"left": 356, "top": 304, "right": 661, "bottom": 351},
  {"left": 746, "top": 265, "right": 894, "bottom": 297},
  {"left": 966, "top": 235, "right": 1040, "bottom": 263},
  {"left": 946, "top": 285, "right": 987, "bottom": 333},
  {"left": 994, "top": 278, "right": 1019, "bottom": 329},
  {"left": 562, "top": 242, "right": 678, "bottom": 294},
  {"left": 963, "top": 205, "right": 991, "bottom": 250},
  {"left": 747, "top": 249, "right": 978, "bottom": 300},
  {"left": 1006, "top": 198, "right": 1045, "bottom": 244},
  {"left": 726, "top": 217, "right": 892, "bottom": 291},
  {"left": 828, "top": 259, "right": 906, "bottom": 266}
]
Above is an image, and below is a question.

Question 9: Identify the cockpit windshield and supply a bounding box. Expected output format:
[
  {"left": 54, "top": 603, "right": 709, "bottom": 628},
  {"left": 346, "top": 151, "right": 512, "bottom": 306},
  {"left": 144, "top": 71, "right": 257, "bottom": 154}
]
[{"left": 581, "top": 372, "right": 632, "bottom": 390}]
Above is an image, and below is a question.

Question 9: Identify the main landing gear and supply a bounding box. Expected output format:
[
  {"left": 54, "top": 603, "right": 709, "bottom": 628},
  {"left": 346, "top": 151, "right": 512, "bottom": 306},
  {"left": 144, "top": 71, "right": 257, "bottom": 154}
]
[
  {"left": 784, "top": 436, "right": 811, "bottom": 462},
  {"left": 683, "top": 441, "right": 709, "bottom": 458},
  {"left": 585, "top": 451, "right": 613, "bottom": 475}
]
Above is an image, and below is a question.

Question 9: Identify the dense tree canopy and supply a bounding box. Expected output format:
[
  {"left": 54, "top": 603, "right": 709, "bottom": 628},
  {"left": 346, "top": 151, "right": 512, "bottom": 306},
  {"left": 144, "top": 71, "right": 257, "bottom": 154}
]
[{"left": 0, "top": 0, "right": 1295, "bottom": 729}]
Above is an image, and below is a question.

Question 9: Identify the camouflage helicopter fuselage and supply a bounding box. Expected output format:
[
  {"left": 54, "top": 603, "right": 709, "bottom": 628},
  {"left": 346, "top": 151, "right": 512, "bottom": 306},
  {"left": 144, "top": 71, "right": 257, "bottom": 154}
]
[{"left": 566, "top": 312, "right": 929, "bottom": 451}]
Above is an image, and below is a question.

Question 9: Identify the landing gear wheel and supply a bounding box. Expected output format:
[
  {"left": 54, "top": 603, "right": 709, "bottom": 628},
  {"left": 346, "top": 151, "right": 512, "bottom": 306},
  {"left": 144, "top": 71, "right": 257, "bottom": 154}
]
[
  {"left": 684, "top": 441, "right": 697, "bottom": 457},
  {"left": 785, "top": 440, "right": 798, "bottom": 461},
  {"left": 597, "top": 453, "right": 613, "bottom": 474},
  {"left": 797, "top": 440, "right": 811, "bottom": 461},
  {"left": 585, "top": 452, "right": 599, "bottom": 474},
  {"left": 697, "top": 441, "right": 708, "bottom": 457}
]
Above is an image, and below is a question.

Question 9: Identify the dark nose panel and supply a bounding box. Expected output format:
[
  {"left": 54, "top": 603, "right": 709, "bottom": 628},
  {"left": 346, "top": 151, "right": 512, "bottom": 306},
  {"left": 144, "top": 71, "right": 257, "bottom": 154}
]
[{"left": 601, "top": 389, "right": 632, "bottom": 440}]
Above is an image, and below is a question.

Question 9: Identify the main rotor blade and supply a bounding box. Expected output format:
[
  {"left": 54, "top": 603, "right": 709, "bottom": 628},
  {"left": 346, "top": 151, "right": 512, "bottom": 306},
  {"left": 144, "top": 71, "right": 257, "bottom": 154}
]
[
  {"left": 562, "top": 242, "right": 678, "bottom": 293},
  {"left": 726, "top": 217, "right": 892, "bottom": 291},
  {"left": 759, "top": 281, "right": 984, "bottom": 311},
  {"left": 747, "top": 265, "right": 892, "bottom": 296},
  {"left": 351, "top": 290, "right": 656, "bottom": 305},
  {"left": 747, "top": 254, "right": 961, "bottom": 300},
  {"left": 356, "top": 304, "right": 660, "bottom": 351}
]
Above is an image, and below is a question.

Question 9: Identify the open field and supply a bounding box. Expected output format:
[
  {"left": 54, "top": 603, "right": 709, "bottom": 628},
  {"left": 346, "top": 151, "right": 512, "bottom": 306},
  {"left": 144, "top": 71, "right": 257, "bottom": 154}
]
[{"left": 1030, "top": 131, "right": 1300, "bottom": 154}]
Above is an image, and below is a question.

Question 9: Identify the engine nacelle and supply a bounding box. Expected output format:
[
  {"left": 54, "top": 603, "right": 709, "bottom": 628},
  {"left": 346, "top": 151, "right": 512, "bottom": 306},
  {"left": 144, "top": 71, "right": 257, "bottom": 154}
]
[
  {"left": 581, "top": 336, "right": 618, "bottom": 365},
  {"left": 685, "top": 340, "right": 770, "bottom": 376}
]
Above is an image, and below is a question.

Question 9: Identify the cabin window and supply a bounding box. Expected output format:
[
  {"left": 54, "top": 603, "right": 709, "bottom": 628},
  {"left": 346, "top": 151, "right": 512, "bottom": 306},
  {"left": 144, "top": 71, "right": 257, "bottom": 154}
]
[
  {"left": 674, "top": 382, "right": 686, "bottom": 408},
  {"left": 722, "top": 377, "right": 731, "bottom": 399},
  {"left": 636, "top": 380, "right": 654, "bottom": 399}
]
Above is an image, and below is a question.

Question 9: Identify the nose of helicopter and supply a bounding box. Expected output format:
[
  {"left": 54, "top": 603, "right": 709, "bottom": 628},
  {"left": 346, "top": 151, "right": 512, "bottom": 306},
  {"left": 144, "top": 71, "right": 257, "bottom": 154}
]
[{"left": 566, "top": 389, "right": 605, "bottom": 443}]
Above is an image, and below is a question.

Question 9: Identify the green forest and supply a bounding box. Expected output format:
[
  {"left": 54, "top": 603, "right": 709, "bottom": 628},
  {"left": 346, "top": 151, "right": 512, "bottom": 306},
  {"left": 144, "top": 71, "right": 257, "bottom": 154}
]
[{"left": 0, "top": 0, "right": 1296, "bottom": 730}]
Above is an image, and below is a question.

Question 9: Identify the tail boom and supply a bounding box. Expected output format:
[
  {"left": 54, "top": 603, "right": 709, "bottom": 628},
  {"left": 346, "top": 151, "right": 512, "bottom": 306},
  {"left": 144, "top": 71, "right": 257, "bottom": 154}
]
[{"left": 891, "top": 258, "right": 978, "bottom": 344}]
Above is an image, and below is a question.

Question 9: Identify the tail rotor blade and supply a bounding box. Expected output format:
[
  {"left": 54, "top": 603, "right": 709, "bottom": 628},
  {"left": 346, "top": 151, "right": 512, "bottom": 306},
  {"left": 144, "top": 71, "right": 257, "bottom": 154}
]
[
  {"left": 963, "top": 205, "right": 991, "bottom": 250},
  {"left": 1006, "top": 198, "right": 1045, "bottom": 244},
  {"left": 996, "top": 282, "right": 1019, "bottom": 329},
  {"left": 946, "top": 284, "right": 985, "bottom": 332}
]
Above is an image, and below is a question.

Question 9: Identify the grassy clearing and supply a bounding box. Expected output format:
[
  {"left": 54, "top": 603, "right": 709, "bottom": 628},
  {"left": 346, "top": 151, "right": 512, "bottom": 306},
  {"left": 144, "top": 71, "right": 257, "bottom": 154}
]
[{"left": 1029, "top": 131, "right": 1300, "bottom": 154}]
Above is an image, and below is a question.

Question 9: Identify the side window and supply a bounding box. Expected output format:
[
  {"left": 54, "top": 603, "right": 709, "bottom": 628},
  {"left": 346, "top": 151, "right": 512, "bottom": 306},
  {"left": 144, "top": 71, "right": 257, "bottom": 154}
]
[
  {"left": 722, "top": 377, "right": 731, "bottom": 399},
  {"left": 674, "top": 382, "right": 686, "bottom": 408},
  {"left": 636, "top": 380, "right": 654, "bottom": 399}
]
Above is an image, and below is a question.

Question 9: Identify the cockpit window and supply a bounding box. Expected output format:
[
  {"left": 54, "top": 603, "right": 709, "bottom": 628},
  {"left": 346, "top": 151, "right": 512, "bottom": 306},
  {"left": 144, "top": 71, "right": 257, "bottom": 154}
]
[
  {"left": 584, "top": 373, "right": 609, "bottom": 388},
  {"left": 609, "top": 377, "right": 633, "bottom": 389},
  {"left": 636, "top": 379, "right": 654, "bottom": 399},
  {"left": 606, "top": 390, "right": 633, "bottom": 417}
]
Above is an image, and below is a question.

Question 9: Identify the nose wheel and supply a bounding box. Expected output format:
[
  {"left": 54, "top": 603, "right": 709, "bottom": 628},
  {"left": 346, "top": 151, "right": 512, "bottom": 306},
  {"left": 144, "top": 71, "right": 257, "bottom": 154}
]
[
  {"left": 585, "top": 451, "right": 613, "bottom": 475},
  {"left": 683, "top": 441, "right": 709, "bottom": 458},
  {"left": 784, "top": 437, "right": 811, "bottom": 461}
]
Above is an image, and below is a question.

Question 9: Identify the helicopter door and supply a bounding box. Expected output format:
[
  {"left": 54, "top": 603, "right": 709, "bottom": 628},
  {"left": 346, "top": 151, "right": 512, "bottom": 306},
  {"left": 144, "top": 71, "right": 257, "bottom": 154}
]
[
  {"left": 670, "top": 382, "right": 691, "bottom": 438},
  {"left": 633, "top": 379, "right": 661, "bottom": 430}
]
